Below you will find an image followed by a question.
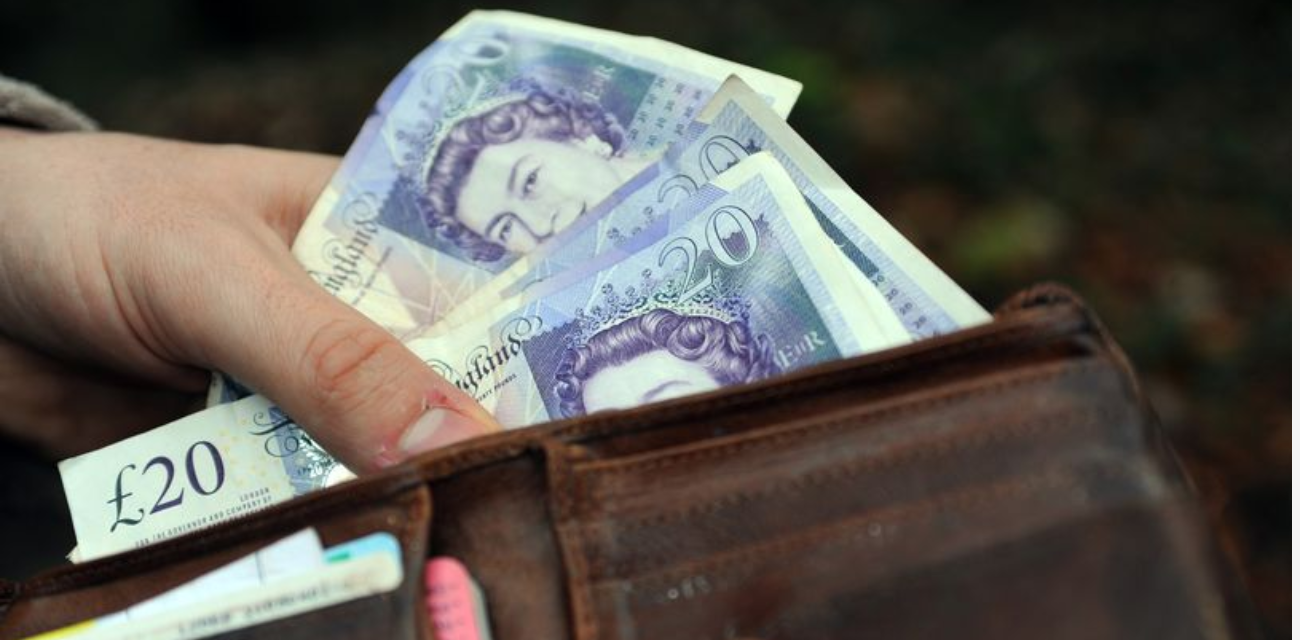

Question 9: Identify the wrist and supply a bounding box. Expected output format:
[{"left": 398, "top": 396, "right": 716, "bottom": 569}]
[{"left": 0, "top": 124, "right": 36, "bottom": 141}]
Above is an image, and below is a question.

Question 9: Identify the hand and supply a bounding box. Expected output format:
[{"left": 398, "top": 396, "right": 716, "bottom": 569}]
[{"left": 0, "top": 128, "right": 499, "bottom": 471}]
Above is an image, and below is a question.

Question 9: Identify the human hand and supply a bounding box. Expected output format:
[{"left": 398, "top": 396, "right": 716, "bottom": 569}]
[{"left": 0, "top": 128, "right": 499, "bottom": 471}]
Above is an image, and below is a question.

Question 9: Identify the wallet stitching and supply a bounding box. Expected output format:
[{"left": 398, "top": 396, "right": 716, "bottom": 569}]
[
  {"left": 588, "top": 460, "right": 1133, "bottom": 592},
  {"left": 594, "top": 465, "right": 1118, "bottom": 592},
  {"left": 398, "top": 485, "right": 432, "bottom": 639},
  {"left": 583, "top": 403, "right": 1122, "bottom": 538},
  {"left": 581, "top": 406, "right": 1120, "bottom": 578},
  {"left": 543, "top": 440, "right": 600, "bottom": 640},
  {"left": 576, "top": 358, "right": 1111, "bottom": 486}
]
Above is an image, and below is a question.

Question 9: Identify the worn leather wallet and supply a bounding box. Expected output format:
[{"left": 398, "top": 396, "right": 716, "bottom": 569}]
[{"left": 0, "top": 284, "right": 1257, "bottom": 639}]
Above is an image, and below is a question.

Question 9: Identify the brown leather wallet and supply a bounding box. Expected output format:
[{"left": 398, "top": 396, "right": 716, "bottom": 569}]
[{"left": 0, "top": 284, "right": 1258, "bottom": 639}]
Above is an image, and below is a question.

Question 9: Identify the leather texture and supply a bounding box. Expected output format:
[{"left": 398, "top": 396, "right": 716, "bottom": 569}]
[{"left": 0, "top": 284, "right": 1257, "bottom": 639}]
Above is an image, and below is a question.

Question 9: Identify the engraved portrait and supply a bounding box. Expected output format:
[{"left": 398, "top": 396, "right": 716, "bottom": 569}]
[
  {"left": 418, "top": 85, "right": 654, "bottom": 263},
  {"left": 554, "top": 308, "right": 777, "bottom": 417}
]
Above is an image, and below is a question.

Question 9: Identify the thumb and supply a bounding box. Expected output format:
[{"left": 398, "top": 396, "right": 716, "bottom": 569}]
[{"left": 197, "top": 262, "right": 499, "bottom": 473}]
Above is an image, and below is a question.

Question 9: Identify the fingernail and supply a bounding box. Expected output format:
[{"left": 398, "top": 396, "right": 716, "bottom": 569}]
[{"left": 395, "top": 408, "right": 486, "bottom": 458}]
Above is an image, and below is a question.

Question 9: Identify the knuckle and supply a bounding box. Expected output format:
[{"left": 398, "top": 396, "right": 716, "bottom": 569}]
[{"left": 301, "top": 319, "right": 403, "bottom": 409}]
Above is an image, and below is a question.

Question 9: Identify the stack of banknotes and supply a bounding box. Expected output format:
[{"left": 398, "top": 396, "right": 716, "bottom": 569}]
[{"left": 58, "top": 11, "right": 991, "bottom": 562}]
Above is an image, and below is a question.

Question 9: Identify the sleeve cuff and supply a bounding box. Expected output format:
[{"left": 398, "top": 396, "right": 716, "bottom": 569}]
[{"left": 0, "top": 74, "right": 97, "bottom": 132}]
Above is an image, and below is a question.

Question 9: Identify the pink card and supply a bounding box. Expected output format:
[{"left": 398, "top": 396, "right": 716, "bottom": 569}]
[{"left": 425, "top": 557, "right": 493, "bottom": 640}]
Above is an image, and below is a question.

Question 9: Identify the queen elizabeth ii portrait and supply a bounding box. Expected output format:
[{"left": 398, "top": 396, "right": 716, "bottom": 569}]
[
  {"left": 553, "top": 308, "right": 778, "bottom": 418},
  {"left": 421, "top": 85, "right": 652, "bottom": 263}
]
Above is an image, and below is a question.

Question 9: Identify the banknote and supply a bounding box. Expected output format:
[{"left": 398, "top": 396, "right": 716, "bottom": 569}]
[
  {"left": 402, "top": 151, "right": 904, "bottom": 425},
  {"left": 292, "top": 11, "right": 802, "bottom": 340},
  {"left": 59, "top": 394, "right": 352, "bottom": 561},
  {"left": 204, "top": 371, "right": 252, "bottom": 408},
  {"left": 436, "top": 77, "right": 989, "bottom": 337}
]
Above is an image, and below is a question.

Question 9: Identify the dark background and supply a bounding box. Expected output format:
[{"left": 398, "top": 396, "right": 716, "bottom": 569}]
[{"left": 1, "top": 0, "right": 1289, "bottom": 635}]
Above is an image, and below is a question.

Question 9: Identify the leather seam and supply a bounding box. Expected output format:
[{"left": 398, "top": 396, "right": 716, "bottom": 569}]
[
  {"left": 398, "top": 485, "right": 431, "bottom": 639},
  {"left": 543, "top": 441, "right": 600, "bottom": 640},
  {"left": 589, "top": 460, "right": 1134, "bottom": 591},
  {"left": 582, "top": 403, "right": 1123, "bottom": 539}
]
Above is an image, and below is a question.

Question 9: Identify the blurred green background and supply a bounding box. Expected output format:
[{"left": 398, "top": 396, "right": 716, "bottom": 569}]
[{"left": 1, "top": 0, "right": 1289, "bottom": 635}]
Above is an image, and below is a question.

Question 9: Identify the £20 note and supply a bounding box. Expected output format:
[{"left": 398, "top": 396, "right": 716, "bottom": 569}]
[{"left": 59, "top": 395, "right": 350, "bottom": 561}]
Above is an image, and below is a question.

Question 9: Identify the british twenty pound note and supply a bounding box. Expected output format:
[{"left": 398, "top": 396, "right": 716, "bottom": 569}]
[
  {"left": 59, "top": 395, "right": 352, "bottom": 561},
  {"left": 293, "top": 11, "right": 802, "bottom": 339},
  {"left": 438, "top": 77, "right": 988, "bottom": 336},
  {"left": 403, "top": 152, "right": 903, "bottom": 425}
]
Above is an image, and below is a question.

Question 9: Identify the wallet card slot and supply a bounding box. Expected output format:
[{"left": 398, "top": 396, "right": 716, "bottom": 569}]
[
  {"left": 1, "top": 480, "right": 433, "bottom": 640},
  {"left": 203, "top": 590, "right": 422, "bottom": 640},
  {"left": 583, "top": 457, "right": 1178, "bottom": 640}
]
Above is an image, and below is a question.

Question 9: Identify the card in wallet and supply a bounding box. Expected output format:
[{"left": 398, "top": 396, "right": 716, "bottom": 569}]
[{"left": 0, "top": 284, "right": 1260, "bottom": 640}]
